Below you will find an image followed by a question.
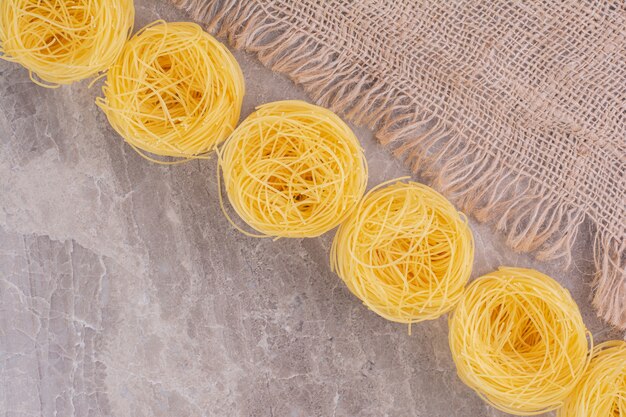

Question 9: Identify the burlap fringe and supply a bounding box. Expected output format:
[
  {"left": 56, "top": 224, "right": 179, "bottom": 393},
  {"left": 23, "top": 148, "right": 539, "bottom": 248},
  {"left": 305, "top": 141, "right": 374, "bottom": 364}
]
[{"left": 173, "top": 0, "right": 626, "bottom": 330}]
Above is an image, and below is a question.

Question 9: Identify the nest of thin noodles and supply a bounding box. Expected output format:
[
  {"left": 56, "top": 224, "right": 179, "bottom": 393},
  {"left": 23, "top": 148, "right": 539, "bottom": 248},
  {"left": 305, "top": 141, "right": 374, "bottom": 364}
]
[
  {"left": 558, "top": 340, "right": 626, "bottom": 417},
  {"left": 330, "top": 180, "right": 474, "bottom": 324},
  {"left": 0, "top": 0, "right": 134, "bottom": 86},
  {"left": 449, "top": 267, "right": 591, "bottom": 416},
  {"left": 97, "top": 21, "right": 244, "bottom": 161},
  {"left": 219, "top": 100, "right": 367, "bottom": 238}
]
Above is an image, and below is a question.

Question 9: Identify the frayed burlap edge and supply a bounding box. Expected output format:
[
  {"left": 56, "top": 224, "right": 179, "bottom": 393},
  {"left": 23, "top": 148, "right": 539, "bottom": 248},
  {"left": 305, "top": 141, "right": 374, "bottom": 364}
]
[{"left": 172, "top": 0, "right": 626, "bottom": 330}]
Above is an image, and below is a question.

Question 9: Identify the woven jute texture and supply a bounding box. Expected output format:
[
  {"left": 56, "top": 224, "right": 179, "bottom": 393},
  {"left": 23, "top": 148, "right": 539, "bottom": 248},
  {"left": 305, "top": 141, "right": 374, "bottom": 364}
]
[{"left": 173, "top": 0, "right": 626, "bottom": 329}]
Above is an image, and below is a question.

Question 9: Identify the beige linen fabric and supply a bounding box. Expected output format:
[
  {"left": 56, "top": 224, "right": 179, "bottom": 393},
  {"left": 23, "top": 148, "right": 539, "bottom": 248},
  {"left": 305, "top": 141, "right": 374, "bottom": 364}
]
[{"left": 173, "top": 0, "right": 626, "bottom": 328}]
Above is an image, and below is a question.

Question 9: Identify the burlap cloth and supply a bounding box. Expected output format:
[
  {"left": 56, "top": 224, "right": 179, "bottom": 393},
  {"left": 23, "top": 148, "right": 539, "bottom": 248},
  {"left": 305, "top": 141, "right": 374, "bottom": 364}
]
[{"left": 173, "top": 0, "right": 626, "bottom": 329}]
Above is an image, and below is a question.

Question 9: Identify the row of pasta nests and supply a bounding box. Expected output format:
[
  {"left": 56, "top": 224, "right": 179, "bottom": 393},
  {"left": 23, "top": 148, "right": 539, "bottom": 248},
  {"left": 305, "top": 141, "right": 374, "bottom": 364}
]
[{"left": 1, "top": 3, "right": 623, "bottom": 416}]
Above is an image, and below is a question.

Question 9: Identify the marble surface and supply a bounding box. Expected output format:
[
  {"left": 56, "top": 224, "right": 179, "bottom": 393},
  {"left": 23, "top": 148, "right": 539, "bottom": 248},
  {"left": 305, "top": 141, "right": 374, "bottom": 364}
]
[{"left": 0, "top": 2, "right": 618, "bottom": 416}]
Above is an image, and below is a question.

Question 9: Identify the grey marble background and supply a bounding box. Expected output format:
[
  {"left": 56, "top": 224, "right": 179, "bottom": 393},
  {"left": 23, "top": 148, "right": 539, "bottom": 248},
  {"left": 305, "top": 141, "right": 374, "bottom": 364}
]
[{"left": 0, "top": 1, "right": 619, "bottom": 416}]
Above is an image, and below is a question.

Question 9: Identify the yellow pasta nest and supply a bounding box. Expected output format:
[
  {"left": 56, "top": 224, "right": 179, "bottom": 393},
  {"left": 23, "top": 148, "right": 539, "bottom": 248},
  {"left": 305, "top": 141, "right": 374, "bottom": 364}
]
[
  {"left": 0, "top": 0, "right": 134, "bottom": 87},
  {"left": 330, "top": 179, "right": 474, "bottom": 324},
  {"left": 218, "top": 100, "right": 368, "bottom": 238},
  {"left": 449, "top": 267, "right": 591, "bottom": 416},
  {"left": 558, "top": 340, "right": 626, "bottom": 417},
  {"left": 97, "top": 21, "right": 245, "bottom": 162}
]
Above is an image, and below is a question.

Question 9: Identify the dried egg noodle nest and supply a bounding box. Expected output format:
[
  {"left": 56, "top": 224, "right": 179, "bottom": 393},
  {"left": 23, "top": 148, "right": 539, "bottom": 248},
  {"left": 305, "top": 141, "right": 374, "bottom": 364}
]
[
  {"left": 97, "top": 21, "right": 244, "bottom": 162},
  {"left": 558, "top": 340, "right": 626, "bottom": 417},
  {"left": 218, "top": 100, "right": 368, "bottom": 238},
  {"left": 330, "top": 179, "right": 474, "bottom": 324},
  {"left": 449, "top": 267, "right": 592, "bottom": 416},
  {"left": 0, "top": 0, "right": 134, "bottom": 87}
]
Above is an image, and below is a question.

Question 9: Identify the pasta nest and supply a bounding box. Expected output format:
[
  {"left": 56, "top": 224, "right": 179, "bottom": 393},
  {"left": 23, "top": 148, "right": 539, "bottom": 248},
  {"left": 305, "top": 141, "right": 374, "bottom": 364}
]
[
  {"left": 0, "top": 0, "right": 134, "bottom": 86},
  {"left": 97, "top": 21, "right": 244, "bottom": 161},
  {"left": 219, "top": 100, "right": 368, "bottom": 238},
  {"left": 330, "top": 180, "right": 474, "bottom": 324},
  {"left": 558, "top": 340, "right": 626, "bottom": 417},
  {"left": 449, "top": 267, "right": 591, "bottom": 415}
]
